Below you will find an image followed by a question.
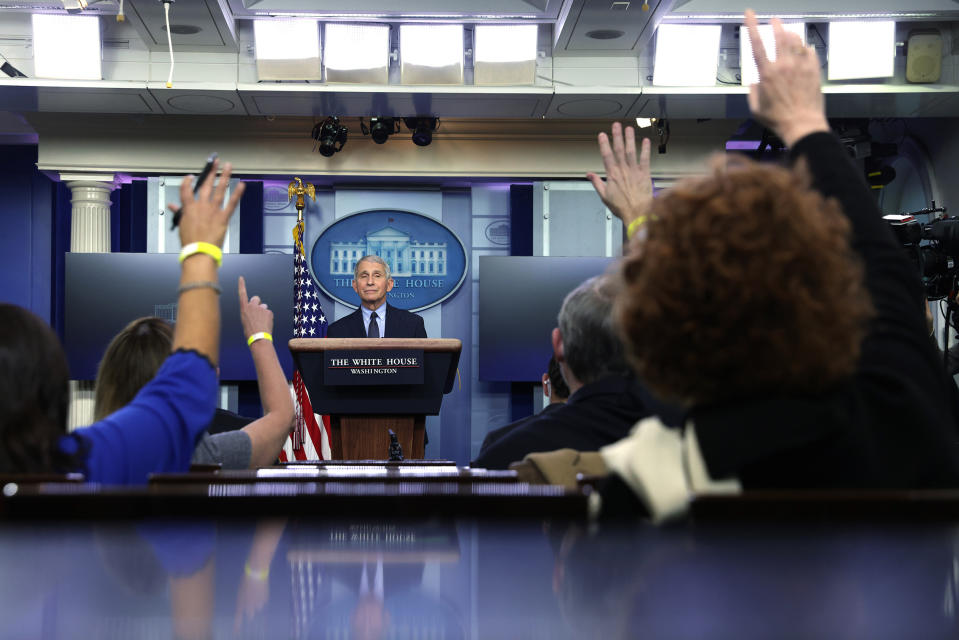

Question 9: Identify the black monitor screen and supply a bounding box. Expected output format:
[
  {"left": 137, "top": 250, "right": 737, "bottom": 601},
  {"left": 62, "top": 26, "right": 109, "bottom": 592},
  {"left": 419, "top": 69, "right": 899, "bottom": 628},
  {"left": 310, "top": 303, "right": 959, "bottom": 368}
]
[
  {"left": 478, "top": 256, "right": 615, "bottom": 382},
  {"left": 65, "top": 253, "right": 295, "bottom": 381}
]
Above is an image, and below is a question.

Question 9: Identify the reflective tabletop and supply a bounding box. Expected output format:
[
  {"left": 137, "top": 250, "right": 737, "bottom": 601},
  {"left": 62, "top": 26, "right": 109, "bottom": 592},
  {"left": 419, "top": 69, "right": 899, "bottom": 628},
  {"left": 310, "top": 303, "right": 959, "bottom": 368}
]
[{"left": 2, "top": 517, "right": 957, "bottom": 640}]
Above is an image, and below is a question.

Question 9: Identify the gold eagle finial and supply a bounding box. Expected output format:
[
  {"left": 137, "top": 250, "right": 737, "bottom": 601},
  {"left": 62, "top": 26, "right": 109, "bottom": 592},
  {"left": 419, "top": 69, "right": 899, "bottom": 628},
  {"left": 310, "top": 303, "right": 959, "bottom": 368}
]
[{"left": 287, "top": 177, "right": 316, "bottom": 221}]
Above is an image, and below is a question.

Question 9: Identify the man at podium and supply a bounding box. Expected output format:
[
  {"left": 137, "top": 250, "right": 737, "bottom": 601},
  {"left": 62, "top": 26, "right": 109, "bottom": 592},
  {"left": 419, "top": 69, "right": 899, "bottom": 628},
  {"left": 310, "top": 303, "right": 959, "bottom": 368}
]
[{"left": 327, "top": 255, "right": 428, "bottom": 339}]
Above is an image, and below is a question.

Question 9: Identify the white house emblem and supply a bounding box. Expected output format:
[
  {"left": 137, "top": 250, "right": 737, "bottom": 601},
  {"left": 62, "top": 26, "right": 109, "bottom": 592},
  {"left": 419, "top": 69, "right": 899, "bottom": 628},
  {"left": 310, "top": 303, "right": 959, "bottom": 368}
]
[{"left": 311, "top": 210, "right": 468, "bottom": 311}]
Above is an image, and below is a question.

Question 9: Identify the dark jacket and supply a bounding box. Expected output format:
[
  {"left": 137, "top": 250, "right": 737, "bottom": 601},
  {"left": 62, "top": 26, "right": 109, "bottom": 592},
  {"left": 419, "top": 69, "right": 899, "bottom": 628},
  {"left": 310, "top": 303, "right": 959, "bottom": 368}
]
[
  {"left": 473, "top": 375, "right": 678, "bottom": 470},
  {"left": 479, "top": 403, "right": 564, "bottom": 455},
  {"left": 326, "top": 303, "right": 427, "bottom": 339}
]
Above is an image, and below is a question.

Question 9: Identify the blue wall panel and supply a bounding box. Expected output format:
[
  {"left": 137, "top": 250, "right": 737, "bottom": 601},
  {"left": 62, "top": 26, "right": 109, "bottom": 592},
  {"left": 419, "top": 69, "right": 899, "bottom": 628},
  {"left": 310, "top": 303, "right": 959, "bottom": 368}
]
[
  {"left": 111, "top": 180, "right": 148, "bottom": 254},
  {"left": 0, "top": 145, "right": 54, "bottom": 323},
  {"left": 440, "top": 189, "right": 472, "bottom": 464}
]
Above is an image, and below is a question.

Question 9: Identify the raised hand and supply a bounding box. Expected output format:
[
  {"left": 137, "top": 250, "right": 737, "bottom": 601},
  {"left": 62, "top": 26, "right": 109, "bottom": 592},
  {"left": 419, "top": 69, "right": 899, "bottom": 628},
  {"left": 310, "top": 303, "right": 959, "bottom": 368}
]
[
  {"left": 238, "top": 276, "right": 274, "bottom": 340},
  {"left": 168, "top": 158, "right": 246, "bottom": 249},
  {"left": 587, "top": 122, "right": 653, "bottom": 229},
  {"left": 745, "top": 9, "right": 829, "bottom": 147}
]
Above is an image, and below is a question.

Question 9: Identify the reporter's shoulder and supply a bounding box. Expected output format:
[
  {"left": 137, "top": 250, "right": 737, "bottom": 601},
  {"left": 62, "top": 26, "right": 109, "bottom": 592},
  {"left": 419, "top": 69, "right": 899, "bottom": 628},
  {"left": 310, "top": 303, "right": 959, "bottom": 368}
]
[{"left": 167, "top": 348, "right": 217, "bottom": 372}]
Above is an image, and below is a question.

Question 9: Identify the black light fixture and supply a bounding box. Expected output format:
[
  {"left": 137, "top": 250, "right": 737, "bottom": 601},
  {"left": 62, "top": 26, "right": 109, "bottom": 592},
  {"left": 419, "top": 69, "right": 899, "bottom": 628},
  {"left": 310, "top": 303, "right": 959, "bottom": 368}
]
[
  {"left": 360, "top": 117, "right": 401, "bottom": 144},
  {"left": 403, "top": 117, "right": 439, "bottom": 147},
  {"left": 655, "top": 118, "right": 670, "bottom": 154},
  {"left": 311, "top": 116, "right": 348, "bottom": 157},
  {"left": 0, "top": 52, "right": 26, "bottom": 78}
]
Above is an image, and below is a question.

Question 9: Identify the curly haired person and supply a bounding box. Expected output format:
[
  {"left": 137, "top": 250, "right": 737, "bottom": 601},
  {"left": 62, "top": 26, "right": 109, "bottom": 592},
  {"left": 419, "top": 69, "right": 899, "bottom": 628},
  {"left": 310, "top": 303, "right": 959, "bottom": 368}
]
[{"left": 589, "top": 11, "right": 959, "bottom": 521}]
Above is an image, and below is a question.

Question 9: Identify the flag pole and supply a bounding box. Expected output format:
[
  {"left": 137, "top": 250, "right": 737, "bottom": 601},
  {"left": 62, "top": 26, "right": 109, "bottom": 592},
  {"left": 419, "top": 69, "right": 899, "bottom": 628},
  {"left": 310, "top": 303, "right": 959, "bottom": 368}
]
[{"left": 287, "top": 177, "right": 316, "bottom": 453}]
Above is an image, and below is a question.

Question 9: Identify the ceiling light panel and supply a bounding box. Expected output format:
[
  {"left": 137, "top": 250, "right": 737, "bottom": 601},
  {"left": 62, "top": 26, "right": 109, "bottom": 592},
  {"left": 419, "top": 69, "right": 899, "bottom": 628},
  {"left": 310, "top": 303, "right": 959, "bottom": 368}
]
[
  {"left": 400, "top": 24, "right": 464, "bottom": 85},
  {"left": 828, "top": 21, "right": 896, "bottom": 81},
  {"left": 32, "top": 14, "right": 101, "bottom": 81},
  {"left": 474, "top": 24, "right": 538, "bottom": 85},
  {"left": 740, "top": 22, "right": 807, "bottom": 86},
  {"left": 324, "top": 23, "right": 390, "bottom": 84},
  {"left": 652, "top": 24, "right": 721, "bottom": 87},
  {"left": 253, "top": 19, "right": 322, "bottom": 81}
]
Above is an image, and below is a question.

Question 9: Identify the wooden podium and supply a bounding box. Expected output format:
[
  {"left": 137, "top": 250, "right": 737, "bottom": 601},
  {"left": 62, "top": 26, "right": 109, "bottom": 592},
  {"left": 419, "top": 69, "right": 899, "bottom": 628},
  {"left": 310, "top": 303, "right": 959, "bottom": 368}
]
[{"left": 289, "top": 338, "right": 461, "bottom": 460}]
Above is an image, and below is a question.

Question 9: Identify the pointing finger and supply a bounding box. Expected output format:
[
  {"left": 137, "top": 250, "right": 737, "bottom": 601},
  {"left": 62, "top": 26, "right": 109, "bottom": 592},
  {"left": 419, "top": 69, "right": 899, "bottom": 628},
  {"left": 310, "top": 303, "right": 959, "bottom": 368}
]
[{"left": 238, "top": 276, "right": 248, "bottom": 304}]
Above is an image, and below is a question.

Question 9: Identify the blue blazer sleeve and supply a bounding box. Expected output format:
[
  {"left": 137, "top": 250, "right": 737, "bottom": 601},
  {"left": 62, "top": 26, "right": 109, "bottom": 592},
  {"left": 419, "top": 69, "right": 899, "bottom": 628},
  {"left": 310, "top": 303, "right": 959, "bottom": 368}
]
[{"left": 66, "top": 350, "right": 218, "bottom": 485}]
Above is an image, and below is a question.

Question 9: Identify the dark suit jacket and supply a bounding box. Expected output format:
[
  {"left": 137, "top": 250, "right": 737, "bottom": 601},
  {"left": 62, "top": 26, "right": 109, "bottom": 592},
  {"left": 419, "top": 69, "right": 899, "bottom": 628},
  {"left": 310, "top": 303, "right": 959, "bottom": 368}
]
[
  {"left": 326, "top": 304, "right": 427, "bottom": 338},
  {"left": 479, "top": 403, "right": 564, "bottom": 455},
  {"left": 472, "top": 375, "right": 681, "bottom": 470}
]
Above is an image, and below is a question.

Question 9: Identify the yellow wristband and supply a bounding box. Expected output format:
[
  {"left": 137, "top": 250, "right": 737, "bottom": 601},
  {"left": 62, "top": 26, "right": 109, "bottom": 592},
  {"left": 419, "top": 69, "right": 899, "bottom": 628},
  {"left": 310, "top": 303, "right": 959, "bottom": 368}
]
[
  {"left": 179, "top": 242, "right": 223, "bottom": 267},
  {"left": 247, "top": 332, "right": 273, "bottom": 347},
  {"left": 626, "top": 216, "right": 647, "bottom": 239},
  {"left": 244, "top": 563, "right": 269, "bottom": 580}
]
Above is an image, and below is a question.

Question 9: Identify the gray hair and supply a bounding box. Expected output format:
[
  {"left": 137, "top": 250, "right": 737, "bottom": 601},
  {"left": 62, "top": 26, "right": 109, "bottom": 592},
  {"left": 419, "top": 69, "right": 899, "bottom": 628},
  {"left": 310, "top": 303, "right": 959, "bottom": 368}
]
[
  {"left": 557, "top": 275, "right": 631, "bottom": 385},
  {"left": 353, "top": 255, "right": 391, "bottom": 281}
]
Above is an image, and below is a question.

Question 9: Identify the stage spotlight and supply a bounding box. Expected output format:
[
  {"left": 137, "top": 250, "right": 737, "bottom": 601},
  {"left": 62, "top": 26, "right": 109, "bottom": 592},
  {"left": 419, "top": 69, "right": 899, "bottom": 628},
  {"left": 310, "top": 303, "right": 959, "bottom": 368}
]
[
  {"left": 403, "top": 117, "right": 439, "bottom": 147},
  {"left": 360, "top": 117, "right": 400, "bottom": 144},
  {"left": 312, "top": 116, "right": 348, "bottom": 157}
]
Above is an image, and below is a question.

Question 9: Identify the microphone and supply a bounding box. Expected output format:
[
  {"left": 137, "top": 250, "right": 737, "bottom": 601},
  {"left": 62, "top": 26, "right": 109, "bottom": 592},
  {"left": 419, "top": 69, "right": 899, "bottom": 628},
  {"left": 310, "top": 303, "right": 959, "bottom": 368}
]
[{"left": 387, "top": 429, "right": 404, "bottom": 461}]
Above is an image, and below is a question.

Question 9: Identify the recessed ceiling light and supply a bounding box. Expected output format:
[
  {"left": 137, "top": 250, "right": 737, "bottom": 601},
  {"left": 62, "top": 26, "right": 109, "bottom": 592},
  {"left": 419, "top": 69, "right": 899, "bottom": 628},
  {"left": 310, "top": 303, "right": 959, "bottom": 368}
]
[
  {"left": 162, "top": 24, "right": 202, "bottom": 35},
  {"left": 586, "top": 29, "right": 625, "bottom": 40}
]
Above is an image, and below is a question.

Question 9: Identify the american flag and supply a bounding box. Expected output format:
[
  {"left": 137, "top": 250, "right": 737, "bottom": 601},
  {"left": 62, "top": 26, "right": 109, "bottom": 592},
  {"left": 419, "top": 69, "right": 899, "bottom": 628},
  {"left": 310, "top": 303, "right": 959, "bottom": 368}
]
[{"left": 280, "top": 219, "right": 332, "bottom": 461}]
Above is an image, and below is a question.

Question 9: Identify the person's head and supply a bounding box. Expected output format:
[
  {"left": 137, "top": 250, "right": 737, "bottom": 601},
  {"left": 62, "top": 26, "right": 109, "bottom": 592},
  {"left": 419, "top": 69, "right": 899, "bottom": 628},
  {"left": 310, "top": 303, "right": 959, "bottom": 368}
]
[
  {"left": 352, "top": 255, "right": 394, "bottom": 310},
  {"left": 551, "top": 275, "right": 632, "bottom": 391},
  {"left": 0, "top": 304, "right": 73, "bottom": 473},
  {"left": 614, "top": 155, "right": 873, "bottom": 406},
  {"left": 95, "top": 317, "right": 173, "bottom": 421},
  {"left": 543, "top": 355, "right": 571, "bottom": 403}
]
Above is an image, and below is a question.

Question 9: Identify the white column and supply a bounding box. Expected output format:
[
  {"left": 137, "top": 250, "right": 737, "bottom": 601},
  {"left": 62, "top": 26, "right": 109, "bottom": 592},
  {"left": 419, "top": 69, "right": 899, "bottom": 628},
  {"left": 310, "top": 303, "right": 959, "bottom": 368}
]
[
  {"left": 66, "top": 177, "right": 115, "bottom": 253},
  {"left": 62, "top": 173, "right": 118, "bottom": 430}
]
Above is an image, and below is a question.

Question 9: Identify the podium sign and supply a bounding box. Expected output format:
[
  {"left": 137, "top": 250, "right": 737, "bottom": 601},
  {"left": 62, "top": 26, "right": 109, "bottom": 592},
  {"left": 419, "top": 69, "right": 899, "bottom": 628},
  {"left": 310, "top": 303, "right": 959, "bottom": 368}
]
[{"left": 324, "top": 349, "right": 424, "bottom": 385}]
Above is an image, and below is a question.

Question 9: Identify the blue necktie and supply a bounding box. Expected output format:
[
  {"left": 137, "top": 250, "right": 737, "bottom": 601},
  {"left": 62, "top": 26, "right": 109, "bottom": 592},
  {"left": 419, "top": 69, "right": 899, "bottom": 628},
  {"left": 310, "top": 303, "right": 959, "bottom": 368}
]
[{"left": 367, "top": 311, "right": 379, "bottom": 338}]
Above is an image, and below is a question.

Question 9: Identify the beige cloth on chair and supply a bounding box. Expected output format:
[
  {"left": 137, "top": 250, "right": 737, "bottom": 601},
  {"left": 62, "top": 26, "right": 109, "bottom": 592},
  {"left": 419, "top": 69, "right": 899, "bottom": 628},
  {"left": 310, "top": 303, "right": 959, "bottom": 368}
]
[{"left": 509, "top": 448, "right": 608, "bottom": 489}]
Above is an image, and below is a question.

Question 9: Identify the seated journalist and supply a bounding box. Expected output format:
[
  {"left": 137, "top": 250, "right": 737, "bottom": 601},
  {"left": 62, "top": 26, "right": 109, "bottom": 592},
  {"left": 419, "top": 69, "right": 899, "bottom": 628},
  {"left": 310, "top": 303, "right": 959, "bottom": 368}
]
[
  {"left": 479, "top": 355, "right": 570, "bottom": 455},
  {"left": 588, "top": 11, "right": 959, "bottom": 522},
  {"left": 94, "top": 276, "right": 294, "bottom": 470},
  {"left": 472, "top": 275, "right": 681, "bottom": 470},
  {"left": 326, "top": 255, "right": 427, "bottom": 338},
  {"left": 0, "top": 159, "right": 244, "bottom": 483}
]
